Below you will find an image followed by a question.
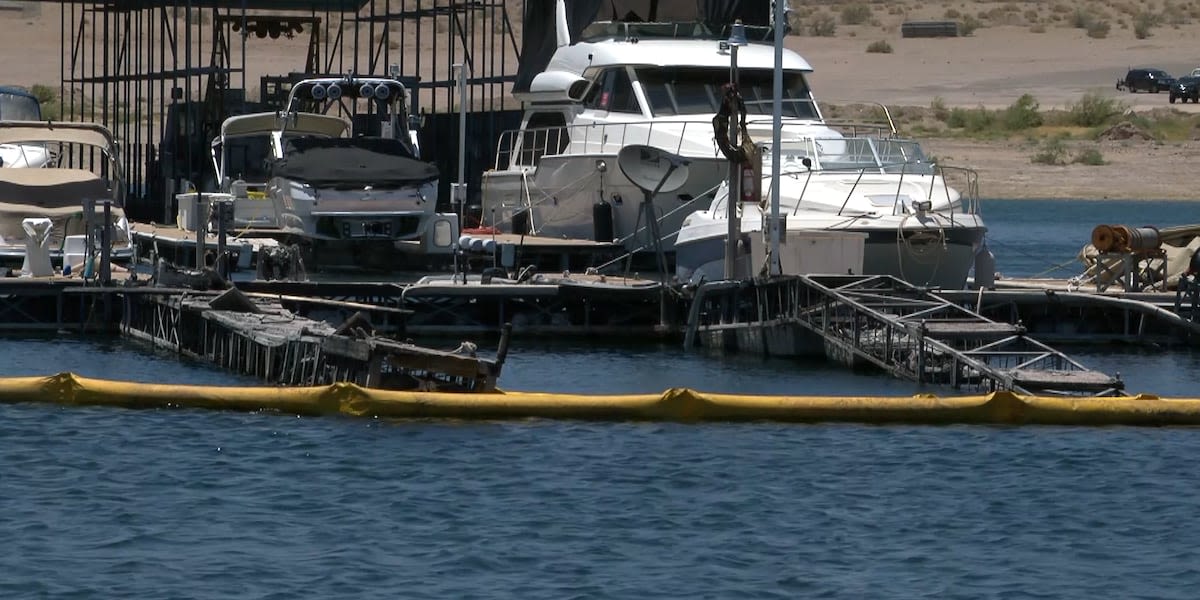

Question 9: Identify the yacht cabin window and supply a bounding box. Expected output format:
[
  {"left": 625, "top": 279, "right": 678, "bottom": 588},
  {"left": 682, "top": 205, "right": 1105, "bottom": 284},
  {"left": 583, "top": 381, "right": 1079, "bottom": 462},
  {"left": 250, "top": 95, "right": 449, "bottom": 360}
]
[
  {"left": 583, "top": 68, "right": 640, "bottom": 114},
  {"left": 635, "top": 67, "right": 819, "bottom": 119}
]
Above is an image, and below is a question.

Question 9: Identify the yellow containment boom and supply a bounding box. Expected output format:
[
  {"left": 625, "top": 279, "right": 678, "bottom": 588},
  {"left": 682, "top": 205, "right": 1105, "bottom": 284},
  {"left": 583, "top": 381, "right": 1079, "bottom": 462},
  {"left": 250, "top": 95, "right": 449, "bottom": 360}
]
[{"left": 1, "top": 372, "right": 1198, "bottom": 426}]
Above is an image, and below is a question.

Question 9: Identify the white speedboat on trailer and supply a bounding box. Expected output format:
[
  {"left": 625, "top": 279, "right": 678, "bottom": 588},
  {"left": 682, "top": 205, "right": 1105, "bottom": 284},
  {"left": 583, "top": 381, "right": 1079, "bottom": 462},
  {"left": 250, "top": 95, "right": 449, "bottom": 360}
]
[
  {"left": 674, "top": 137, "right": 987, "bottom": 289},
  {"left": 481, "top": 3, "right": 842, "bottom": 254},
  {"left": 0, "top": 121, "right": 133, "bottom": 267},
  {"left": 0, "top": 87, "right": 52, "bottom": 168},
  {"left": 208, "top": 75, "right": 456, "bottom": 255}
]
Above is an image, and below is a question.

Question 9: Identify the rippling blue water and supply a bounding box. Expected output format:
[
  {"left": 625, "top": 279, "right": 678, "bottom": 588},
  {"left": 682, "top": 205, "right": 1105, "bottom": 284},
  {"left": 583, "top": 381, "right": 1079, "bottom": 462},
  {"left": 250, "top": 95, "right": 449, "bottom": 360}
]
[{"left": 3, "top": 199, "right": 1200, "bottom": 598}]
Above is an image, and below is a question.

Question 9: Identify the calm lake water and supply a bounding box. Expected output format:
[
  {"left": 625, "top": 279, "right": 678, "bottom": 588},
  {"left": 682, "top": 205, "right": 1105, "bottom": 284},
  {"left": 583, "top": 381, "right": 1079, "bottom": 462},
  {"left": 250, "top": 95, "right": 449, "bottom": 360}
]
[{"left": 2, "top": 199, "right": 1200, "bottom": 598}]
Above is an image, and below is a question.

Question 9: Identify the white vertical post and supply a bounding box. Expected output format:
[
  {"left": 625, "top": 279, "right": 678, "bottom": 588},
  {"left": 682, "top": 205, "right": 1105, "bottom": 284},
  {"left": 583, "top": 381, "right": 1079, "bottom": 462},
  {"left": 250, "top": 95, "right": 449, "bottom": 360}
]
[
  {"left": 769, "top": 1, "right": 787, "bottom": 276},
  {"left": 455, "top": 63, "right": 468, "bottom": 226}
]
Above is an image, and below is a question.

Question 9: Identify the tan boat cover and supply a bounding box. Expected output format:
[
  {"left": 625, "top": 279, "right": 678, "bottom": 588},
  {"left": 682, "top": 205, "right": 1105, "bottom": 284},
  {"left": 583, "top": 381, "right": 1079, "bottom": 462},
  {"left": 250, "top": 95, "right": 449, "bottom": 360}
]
[
  {"left": 0, "top": 120, "right": 116, "bottom": 149},
  {"left": 0, "top": 168, "right": 125, "bottom": 251}
]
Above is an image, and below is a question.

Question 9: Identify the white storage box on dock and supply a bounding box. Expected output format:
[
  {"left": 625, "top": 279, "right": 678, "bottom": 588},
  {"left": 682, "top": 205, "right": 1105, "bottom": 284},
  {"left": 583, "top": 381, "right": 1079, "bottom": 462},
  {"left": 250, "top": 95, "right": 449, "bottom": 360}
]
[
  {"left": 750, "top": 230, "right": 866, "bottom": 276},
  {"left": 176, "top": 192, "right": 233, "bottom": 232},
  {"left": 63, "top": 234, "right": 87, "bottom": 270}
]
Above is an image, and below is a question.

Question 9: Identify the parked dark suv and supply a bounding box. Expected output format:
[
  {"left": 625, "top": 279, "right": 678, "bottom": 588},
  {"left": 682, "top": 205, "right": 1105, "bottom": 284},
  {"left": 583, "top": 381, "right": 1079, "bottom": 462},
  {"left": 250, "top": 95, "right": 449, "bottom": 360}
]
[
  {"left": 1170, "top": 76, "right": 1200, "bottom": 103},
  {"left": 1118, "top": 68, "right": 1176, "bottom": 93}
]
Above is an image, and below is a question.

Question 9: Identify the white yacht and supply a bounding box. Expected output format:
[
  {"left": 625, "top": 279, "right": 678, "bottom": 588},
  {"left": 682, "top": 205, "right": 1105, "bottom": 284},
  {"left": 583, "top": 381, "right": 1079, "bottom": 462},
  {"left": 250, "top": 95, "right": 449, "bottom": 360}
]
[
  {"left": 674, "top": 138, "right": 987, "bottom": 289},
  {"left": 0, "top": 121, "right": 133, "bottom": 267},
  {"left": 480, "top": 10, "right": 841, "bottom": 254}
]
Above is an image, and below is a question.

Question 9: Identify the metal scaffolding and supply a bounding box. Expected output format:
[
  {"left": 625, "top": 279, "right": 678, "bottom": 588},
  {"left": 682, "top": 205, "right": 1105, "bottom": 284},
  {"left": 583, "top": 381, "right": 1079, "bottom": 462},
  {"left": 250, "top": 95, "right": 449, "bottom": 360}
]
[{"left": 48, "top": 0, "right": 523, "bottom": 222}]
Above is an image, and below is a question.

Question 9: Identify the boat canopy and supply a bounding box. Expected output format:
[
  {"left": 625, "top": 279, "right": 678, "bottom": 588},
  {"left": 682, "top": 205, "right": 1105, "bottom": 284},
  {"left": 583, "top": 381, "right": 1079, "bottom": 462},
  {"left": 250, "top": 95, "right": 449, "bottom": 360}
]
[
  {"left": 0, "top": 121, "right": 116, "bottom": 151},
  {"left": 271, "top": 137, "right": 438, "bottom": 188}
]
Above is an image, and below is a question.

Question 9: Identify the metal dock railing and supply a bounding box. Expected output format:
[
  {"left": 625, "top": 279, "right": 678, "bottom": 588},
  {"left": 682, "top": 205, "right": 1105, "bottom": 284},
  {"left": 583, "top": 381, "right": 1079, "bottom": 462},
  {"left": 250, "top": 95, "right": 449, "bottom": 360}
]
[{"left": 685, "top": 275, "right": 1124, "bottom": 397}]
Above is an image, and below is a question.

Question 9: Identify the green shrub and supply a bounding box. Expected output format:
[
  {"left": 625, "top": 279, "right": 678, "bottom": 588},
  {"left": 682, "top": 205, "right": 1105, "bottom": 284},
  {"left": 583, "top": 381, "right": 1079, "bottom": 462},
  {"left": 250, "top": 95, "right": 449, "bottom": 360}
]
[
  {"left": 28, "top": 84, "right": 60, "bottom": 120},
  {"left": 1030, "top": 138, "right": 1069, "bottom": 165},
  {"left": 809, "top": 13, "right": 837, "bottom": 37},
  {"left": 841, "top": 4, "right": 872, "bottom": 25},
  {"left": 1073, "top": 147, "right": 1106, "bottom": 165},
  {"left": 959, "top": 15, "right": 982, "bottom": 35},
  {"left": 1067, "top": 92, "right": 1125, "bottom": 127},
  {"left": 1071, "top": 8, "right": 1093, "bottom": 28},
  {"left": 28, "top": 84, "right": 57, "bottom": 104},
  {"left": 947, "top": 106, "right": 996, "bottom": 132},
  {"left": 1134, "top": 11, "right": 1158, "bottom": 38},
  {"left": 1003, "top": 94, "right": 1043, "bottom": 130},
  {"left": 866, "top": 39, "right": 893, "bottom": 53}
]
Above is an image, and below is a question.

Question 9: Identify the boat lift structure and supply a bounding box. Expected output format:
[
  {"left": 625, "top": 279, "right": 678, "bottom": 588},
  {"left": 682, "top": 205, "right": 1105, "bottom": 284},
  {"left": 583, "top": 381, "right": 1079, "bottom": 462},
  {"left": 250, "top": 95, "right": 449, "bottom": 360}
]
[{"left": 685, "top": 275, "right": 1124, "bottom": 397}]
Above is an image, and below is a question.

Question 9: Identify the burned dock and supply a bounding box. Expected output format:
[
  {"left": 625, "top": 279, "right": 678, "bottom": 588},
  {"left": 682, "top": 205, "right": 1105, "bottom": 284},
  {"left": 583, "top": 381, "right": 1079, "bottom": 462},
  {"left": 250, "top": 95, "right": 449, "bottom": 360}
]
[{"left": 120, "top": 287, "right": 507, "bottom": 391}]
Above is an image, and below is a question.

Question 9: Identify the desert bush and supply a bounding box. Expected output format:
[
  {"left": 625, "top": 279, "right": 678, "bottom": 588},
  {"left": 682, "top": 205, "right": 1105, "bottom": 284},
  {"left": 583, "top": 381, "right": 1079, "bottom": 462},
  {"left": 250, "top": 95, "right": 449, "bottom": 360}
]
[
  {"left": 959, "top": 15, "right": 983, "bottom": 35},
  {"left": 809, "top": 13, "right": 837, "bottom": 37},
  {"left": 947, "top": 106, "right": 997, "bottom": 132},
  {"left": 1073, "top": 147, "right": 1106, "bottom": 165},
  {"left": 1030, "top": 138, "right": 1069, "bottom": 165},
  {"left": 930, "top": 96, "right": 950, "bottom": 122},
  {"left": 28, "top": 84, "right": 60, "bottom": 120},
  {"left": 1071, "top": 8, "right": 1093, "bottom": 28},
  {"left": 1086, "top": 19, "right": 1111, "bottom": 38},
  {"left": 1068, "top": 92, "right": 1125, "bottom": 127},
  {"left": 1134, "top": 11, "right": 1159, "bottom": 38},
  {"left": 841, "top": 4, "right": 872, "bottom": 25},
  {"left": 944, "top": 8, "right": 961, "bottom": 19},
  {"left": 1030, "top": 23, "right": 1046, "bottom": 32},
  {"left": 1003, "top": 94, "right": 1043, "bottom": 130},
  {"left": 1024, "top": 9, "right": 1040, "bottom": 23},
  {"left": 866, "top": 40, "right": 893, "bottom": 53}
]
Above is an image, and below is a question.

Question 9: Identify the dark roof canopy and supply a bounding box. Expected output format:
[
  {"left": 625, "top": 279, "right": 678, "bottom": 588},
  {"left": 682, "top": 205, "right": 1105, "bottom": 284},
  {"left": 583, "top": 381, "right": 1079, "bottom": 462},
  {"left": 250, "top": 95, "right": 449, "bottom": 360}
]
[{"left": 61, "top": 0, "right": 371, "bottom": 11}]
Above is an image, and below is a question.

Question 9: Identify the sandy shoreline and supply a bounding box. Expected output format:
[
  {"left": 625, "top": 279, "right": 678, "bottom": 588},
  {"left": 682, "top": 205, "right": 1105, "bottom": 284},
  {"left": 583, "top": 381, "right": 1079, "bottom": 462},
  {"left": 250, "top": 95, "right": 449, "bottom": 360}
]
[{"left": 3, "top": 6, "right": 1199, "bottom": 201}]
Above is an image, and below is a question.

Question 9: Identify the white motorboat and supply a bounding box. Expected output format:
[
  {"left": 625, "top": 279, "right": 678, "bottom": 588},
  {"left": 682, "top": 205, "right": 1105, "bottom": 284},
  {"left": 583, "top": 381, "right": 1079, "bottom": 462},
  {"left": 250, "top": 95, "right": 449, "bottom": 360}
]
[
  {"left": 0, "top": 87, "right": 52, "bottom": 168},
  {"left": 0, "top": 121, "right": 133, "bottom": 268},
  {"left": 481, "top": 4, "right": 846, "bottom": 254},
  {"left": 674, "top": 137, "right": 987, "bottom": 289},
  {"left": 208, "top": 110, "right": 351, "bottom": 229},
  {"left": 204, "top": 75, "right": 455, "bottom": 256}
]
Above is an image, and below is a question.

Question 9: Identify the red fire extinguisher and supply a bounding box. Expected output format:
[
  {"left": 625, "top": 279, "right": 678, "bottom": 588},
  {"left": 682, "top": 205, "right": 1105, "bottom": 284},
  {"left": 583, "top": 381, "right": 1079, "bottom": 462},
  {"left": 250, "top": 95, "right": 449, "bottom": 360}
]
[
  {"left": 741, "top": 164, "right": 756, "bottom": 203},
  {"left": 740, "top": 143, "right": 762, "bottom": 203}
]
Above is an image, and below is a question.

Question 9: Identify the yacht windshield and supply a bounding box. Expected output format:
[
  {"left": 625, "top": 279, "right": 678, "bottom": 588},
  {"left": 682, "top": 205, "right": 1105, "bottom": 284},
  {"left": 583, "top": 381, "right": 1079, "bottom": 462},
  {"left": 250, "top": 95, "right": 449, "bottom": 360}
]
[
  {"left": 636, "top": 67, "right": 818, "bottom": 119},
  {"left": 0, "top": 91, "right": 42, "bottom": 121},
  {"left": 766, "top": 138, "right": 935, "bottom": 175}
]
